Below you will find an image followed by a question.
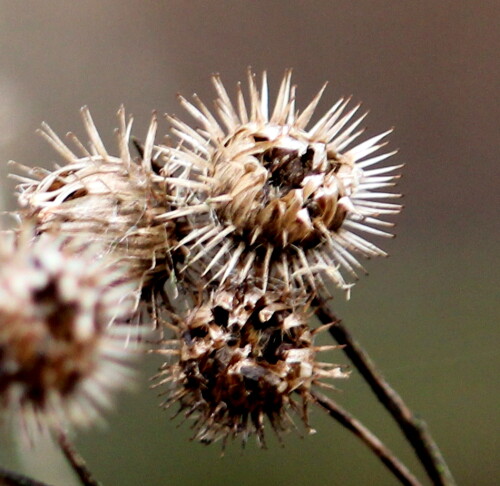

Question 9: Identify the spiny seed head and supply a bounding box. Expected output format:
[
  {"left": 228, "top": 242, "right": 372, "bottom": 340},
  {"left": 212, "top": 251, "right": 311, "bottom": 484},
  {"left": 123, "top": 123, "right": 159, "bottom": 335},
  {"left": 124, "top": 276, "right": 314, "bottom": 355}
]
[
  {"left": 11, "top": 107, "right": 173, "bottom": 295},
  {"left": 154, "top": 283, "right": 348, "bottom": 447},
  {"left": 0, "top": 228, "right": 140, "bottom": 437},
  {"left": 161, "top": 70, "right": 402, "bottom": 296}
]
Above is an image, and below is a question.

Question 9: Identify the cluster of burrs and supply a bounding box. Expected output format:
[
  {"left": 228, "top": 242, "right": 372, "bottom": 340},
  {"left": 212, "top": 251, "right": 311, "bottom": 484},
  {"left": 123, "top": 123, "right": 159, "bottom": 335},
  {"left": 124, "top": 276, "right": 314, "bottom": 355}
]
[{"left": 2, "top": 70, "right": 401, "bottom": 445}]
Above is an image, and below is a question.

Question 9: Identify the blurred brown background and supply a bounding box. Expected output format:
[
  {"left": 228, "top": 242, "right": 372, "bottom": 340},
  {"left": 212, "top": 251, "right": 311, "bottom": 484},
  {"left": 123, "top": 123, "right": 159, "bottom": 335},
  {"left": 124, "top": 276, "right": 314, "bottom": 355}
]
[{"left": 0, "top": 1, "right": 498, "bottom": 485}]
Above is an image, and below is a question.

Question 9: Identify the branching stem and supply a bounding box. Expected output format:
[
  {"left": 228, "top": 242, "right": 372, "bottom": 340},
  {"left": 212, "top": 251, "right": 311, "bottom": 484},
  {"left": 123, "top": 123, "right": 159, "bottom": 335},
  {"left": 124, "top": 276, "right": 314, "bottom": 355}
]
[
  {"left": 313, "top": 298, "right": 456, "bottom": 486},
  {"left": 56, "top": 430, "right": 101, "bottom": 486},
  {"left": 311, "top": 390, "right": 422, "bottom": 486}
]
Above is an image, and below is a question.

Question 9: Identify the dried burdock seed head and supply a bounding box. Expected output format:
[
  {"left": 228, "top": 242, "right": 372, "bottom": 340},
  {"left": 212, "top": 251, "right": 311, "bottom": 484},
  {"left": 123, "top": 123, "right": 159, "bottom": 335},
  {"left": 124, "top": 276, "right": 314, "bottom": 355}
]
[
  {"left": 154, "top": 283, "right": 348, "bottom": 447},
  {"left": 0, "top": 227, "right": 141, "bottom": 437},
  {"left": 11, "top": 107, "right": 174, "bottom": 297},
  {"left": 161, "top": 70, "right": 402, "bottom": 296}
]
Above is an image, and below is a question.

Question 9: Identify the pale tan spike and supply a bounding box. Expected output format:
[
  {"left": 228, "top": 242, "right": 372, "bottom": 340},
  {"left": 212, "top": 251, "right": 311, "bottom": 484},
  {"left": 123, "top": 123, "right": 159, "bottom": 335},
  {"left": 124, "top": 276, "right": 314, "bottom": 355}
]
[
  {"left": 333, "top": 110, "right": 368, "bottom": 147},
  {"left": 363, "top": 163, "right": 404, "bottom": 176},
  {"left": 247, "top": 69, "right": 260, "bottom": 122},
  {"left": 202, "top": 239, "right": 232, "bottom": 277},
  {"left": 308, "top": 97, "right": 348, "bottom": 137},
  {"left": 311, "top": 322, "right": 338, "bottom": 335},
  {"left": 192, "top": 93, "right": 224, "bottom": 138},
  {"left": 356, "top": 150, "right": 397, "bottom": 169},
  {"left": 236, "top": 81, "right": 248, "bottom": 124},
  {"left": 116, "top": 106, "right": 132, "bottom": 166},
  {"left": 325, "top": 104, "right": 362, "bottom": 142},
  {"left": 271, "top": 68, "right": 293, "bottom": 124},
  {"left": 177, "top": 94, "right": 213, "bottom": 131},
  {"left": 212, "top": 74, "right": 240, "bottom": 126},
  {"left": 260, "top": 71, "right": 269, "bottom": 121},
  {"left": 80, "top": 106, "right": 109, "bottom": 159},
  {"left": 142, "top": 111, "right": 157, "bottom": 171},
  {"left": 37, "top": 123, "right": 77, "bottom": 162},
  {"left": 346, "top": 129, "right": 393, "bottom": 158},
  {"left": 295, "top": 82, "right": 328, "bottom": 129},
  {"left": 66, "top": 131, "right": 92, "bottom": 157}
]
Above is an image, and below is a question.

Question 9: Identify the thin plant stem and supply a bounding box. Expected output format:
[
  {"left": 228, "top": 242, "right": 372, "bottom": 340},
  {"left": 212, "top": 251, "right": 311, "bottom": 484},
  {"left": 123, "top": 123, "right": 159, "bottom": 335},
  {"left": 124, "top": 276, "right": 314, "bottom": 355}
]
[
  {"left": 56, "top": 430, "right": 101, "bottom": 486},
  {"left": 0, "top": 466, "right": 53, "bottom": 486},
  {"left": 311, "top": 390, "right": 422, "bottom": 486},
  {"left": 313, "top": 298, "right": 456, "bottom": 486}
]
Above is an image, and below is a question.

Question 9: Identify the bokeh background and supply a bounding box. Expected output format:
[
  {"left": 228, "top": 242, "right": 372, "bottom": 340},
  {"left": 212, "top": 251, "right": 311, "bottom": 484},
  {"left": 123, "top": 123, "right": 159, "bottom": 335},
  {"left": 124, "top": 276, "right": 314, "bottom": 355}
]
[{"left": 0, "top": 1, "right": 498, "bottom": 485}]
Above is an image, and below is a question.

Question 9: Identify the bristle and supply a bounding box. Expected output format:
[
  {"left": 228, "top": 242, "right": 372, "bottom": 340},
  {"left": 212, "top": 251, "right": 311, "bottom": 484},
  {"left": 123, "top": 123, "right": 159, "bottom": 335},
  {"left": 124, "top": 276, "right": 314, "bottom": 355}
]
[
  {"left": 160, "top": 70, "right": 402, "bottom": 298},
  {"left": 0, "top": 228, "right": 141, "bottom": 439},
  {"left": 154, "top": 282, "right": 346, "bottom": 446}
]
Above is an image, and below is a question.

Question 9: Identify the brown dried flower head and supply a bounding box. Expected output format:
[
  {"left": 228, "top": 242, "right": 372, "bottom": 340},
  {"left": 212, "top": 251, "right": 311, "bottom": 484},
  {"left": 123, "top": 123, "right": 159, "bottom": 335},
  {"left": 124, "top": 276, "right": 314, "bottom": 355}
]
[
  {"left": 162, "top": 70, "right": 402, "bottom": 295},
  {"left": 12, "top": 107, "right": 172, "bottom": 293},
  {"left": 155, "top": 283, "right": 348, "bottom": 447},
  {"left": 0, "top": 228, "right": 140, "bottom": 436}
]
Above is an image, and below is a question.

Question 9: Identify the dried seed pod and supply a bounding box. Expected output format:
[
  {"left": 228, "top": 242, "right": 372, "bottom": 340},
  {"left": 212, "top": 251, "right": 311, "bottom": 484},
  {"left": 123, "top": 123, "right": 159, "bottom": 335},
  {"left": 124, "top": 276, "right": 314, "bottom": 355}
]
[
  {"left": 154, "top": 283, "right": 348, "bottom": 447},
  {"left": 0, "top": 228, "right": 140, "bottom": 437},
  {"left": 12, "top": 107, "right": 174, "bottom": 296},
  {"left": 161, "top": 70, "right": 402, "bottom": 296}
]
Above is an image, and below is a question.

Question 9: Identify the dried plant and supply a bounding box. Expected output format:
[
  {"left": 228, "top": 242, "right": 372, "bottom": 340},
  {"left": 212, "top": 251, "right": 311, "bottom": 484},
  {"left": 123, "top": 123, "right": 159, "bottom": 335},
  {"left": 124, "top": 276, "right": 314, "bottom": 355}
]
[
  {"left": 11, "top": 107, "right": 175, "bottom": 299},
  {"left": 0, "top": 70, "right": 455, "bottom": 486},
  {"left": 0, "top": 226, "right": 141, "bottom": 438},
  {"left": 154, "top": 282, "right": 347, "bottom": 447},
  {"left": 159, "top": 70, "right": 402, "bottom": 296}
]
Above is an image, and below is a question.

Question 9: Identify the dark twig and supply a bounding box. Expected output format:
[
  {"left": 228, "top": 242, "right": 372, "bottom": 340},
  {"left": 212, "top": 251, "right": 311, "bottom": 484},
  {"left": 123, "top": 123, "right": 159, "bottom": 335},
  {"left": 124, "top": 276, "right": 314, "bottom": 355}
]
[
  {"left": 314, "top": 298, "right": 456, "bottom": 486},
  {"left": 0, "top": 466, "right": 53, "bottom": 486},
  {"left": 56, "top": 430, "right": 101, "bottom": 486},
  {"left": 311, "top": 390, "right": 421, "bottom": 486}
]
